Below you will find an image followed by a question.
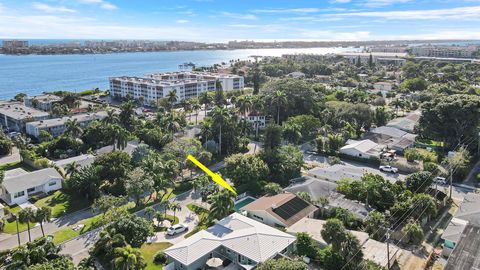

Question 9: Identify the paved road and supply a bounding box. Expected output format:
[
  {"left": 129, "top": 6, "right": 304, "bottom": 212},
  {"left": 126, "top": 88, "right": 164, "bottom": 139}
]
[
  {"left": 0, "top": 208, "right": 95, "bottom": 250},
  {"left": 60, "top": 190, "right": 205, "bottom": 264},
  {"left": 0, "top": 147, "right": 21, "bottom": 165}
]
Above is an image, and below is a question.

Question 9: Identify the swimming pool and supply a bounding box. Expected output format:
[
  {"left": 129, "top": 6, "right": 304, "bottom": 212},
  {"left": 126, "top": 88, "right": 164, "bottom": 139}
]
[{"left": 234, "top": 196, "right": 256, "bottom": 212}]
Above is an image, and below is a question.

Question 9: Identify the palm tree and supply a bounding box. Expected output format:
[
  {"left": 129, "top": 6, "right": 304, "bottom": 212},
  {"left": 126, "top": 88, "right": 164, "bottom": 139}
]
[
  {"left": 65, "top": 161, "right": 80, "bottom": 177},
  {"left": 251, "top": 96, "right": 265, "bottom": 139},
  {"left": 64, "top": 118, "right": 83, "bottom": 137},
  {"left": 192, "top": 101, "right": 201, "bottom": 125},
  {"left": 271, "top": 90, "right": 287, "bottom": 124},
  {"left": 167, "top": 90, "right": 178, "bottom": 110},
  {"left": 112, "top": 245, "right": 146, "bottom": 270},
  {"left": 119, "top": 101, "right": 135, "bottom": 129},
  {"left": 210, "top": 106, "right": 230, "bottom": 155},
  {"left": 33, "top": 207, "right": 52, "bottom": 237},
  {"left": 199, "top": 91, "right": 212, "bottom": 117},
  {"left": 163, "top": 201, "right": 171, "bottom": 220},
  {"left": 111, "top": 124, "right": 129, "bottom": 151},
  {"left": 104, "top": 109, "right": 119, "bottom": 125},
  {"left": 208, "top": 189, "right": 235, "bottom": 222},
  {"left": 18, "top": 208, "right": 35, "bottom": 242},
  {"left": 237, "top": 96, "right": 252, "bottom": 117},
  {"left": 144, "top": 206, "right": 155, "bottom": 220},
  {"left": 155, "top": 211, "right": 165, "bottom": 228},
  {"left": 170, "top": 202, "right": 181, "bottom": 222},
  {"left": 164, "top": 113, "right": 181, "bottom": 135}
]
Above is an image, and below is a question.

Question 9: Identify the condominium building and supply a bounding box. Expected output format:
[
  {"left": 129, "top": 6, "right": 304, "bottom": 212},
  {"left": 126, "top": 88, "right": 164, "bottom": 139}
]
[
  {"left": 24, "top": 94, "right": 62, "bottom": 111},
  {"left": 26, "top": 111, "right": 108, "bottom": 138},
  {"left": 411, "top": 45, "right": 479, "bottom": 58},
  {"left": 2, "top": 40, "right": 28, "bottom": 48},
  {"left": 0, "top": 103, "right": 50, "bottom": 132},
  {"left": 109, "top": 71, "right": 244, "bottom": 105}
]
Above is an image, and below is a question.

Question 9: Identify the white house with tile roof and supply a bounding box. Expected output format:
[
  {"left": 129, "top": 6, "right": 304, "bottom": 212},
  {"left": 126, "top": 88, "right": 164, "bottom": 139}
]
[{"left": 164, "top": 213, "right": 296, "bottom": 270}]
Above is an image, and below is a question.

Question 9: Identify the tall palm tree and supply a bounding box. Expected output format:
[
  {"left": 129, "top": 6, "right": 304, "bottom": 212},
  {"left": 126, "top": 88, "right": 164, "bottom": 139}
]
[
  {"left": 65, "top": 161, "right": 80, "bottom": 177},
  {"left": 199, "top": 91, "right": 212, "bottom": 117},
  {"left": 163, "top": 201, "right": 171, "bottom": 220},
  {"left": 237, "top": 95, "right": 252, "bottom": 117},
  {"left": 119, "top": 100, "right": 135, "bottom": 129},
  {"left": 210, "top": 106, "right": 230, "bottom": 155},
  {"left": 192, "top": 101, "right": 201, "bottom": 125},
  {"left": 112, "top": 245, "right": 145, "bottom": 270},
  {"left": 18, "top": 208, "right": 35, "bottom": 242},
  {"left": 170, "top": 202, "right": 181, "bottom": 222},
  {"left": 33, "top": 207, "right": 52, "bottom": 237},
  {"left": 208, "top": 190, "right": 235, "bottom": 222},
  {"left": 251, "top": 96, "right": 265, "bottom": 139},
  {"left": 64, "top": 118, "right": 83, "bottom": 138},
  {"left": 111, "top": 124, "right": 128, "bottom": 151},
  {"left": 167, "top": 90, "right": 178, "bottom": 110},
  {"left": 104, "top": 109, "right": 119, "bottom": 125},
  {"left": 271, "top": 90, "right": 287, "bottom": 125},
  {"left": 164, "top": 113, "right": 181, "bottom": 135}
]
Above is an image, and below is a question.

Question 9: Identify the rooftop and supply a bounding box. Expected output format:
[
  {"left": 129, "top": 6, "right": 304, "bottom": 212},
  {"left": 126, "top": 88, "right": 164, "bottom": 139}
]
[
  {"left": 0, "top": 104, "right": 49, "bottom": 120},
  {"left": 340, "top": 139, "right": 380, "bottom": 154},
  {"left": 442, "top": 217, "right": 468, "bottom": 244},
  {"left": 445, "top": 225, "right": 480, "bottom": 270},
  {"left": 164, "top": 213, "right": 295, "bottom": 266},
  {"left": 25, "top": 94, "right": 62, "bottom": 102},
  {"left": 287, "top": 217, "right": 369, "bottom": 247},
  {"left": 307, "top": 164, "right": 405, "bottom": 183},
  {"left": 2, "top": 168, "right": 63, "bottom": 193},
  {"left": 240, "top": 193, "right": 317, "bottom": 227},
  {"left": 453, "top": 192, "right": 480, "bottom": 227},
  {"left": 52, "top": 154, "right": 96, "bottom": 169},
  {"left": 26, "top": 111, "right": 108, "bottom": 128},
  {"left": 386, "top": 111, "right": 421, "bottom": 133}
]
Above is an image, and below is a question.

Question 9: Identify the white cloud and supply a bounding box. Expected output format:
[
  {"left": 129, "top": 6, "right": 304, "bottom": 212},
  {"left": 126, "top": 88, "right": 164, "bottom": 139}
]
[
  {"left": 363, "top": 0, "right": 413, "bottom": 8},
  {"left": 252, "top": 8, "right": 322, "bottom": 13},
  {"left": 331, "top": 0, "right": 352, "bottom": 3},
  {"left": 78, "top": 0, "right": 117, "bottom": 10},
  {"left": 176, "top": 19, "right": 190, "bottom": 24},
  {"left": 227, "top": 24, "right": 258, "bottom": 28},
  {"left": 221, "top": 12, "right": 257, "bottom": 20},
  {"left": 33, "top": 2, "right": 76, "bottom": 13},
  {"left": 336, "top": 5, "right": 480, "bottom": 20}
]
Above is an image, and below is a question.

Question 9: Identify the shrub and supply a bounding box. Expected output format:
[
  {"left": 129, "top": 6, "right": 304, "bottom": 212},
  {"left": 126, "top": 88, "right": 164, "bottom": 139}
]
[
  {"left": 328, "top": 156, "right": 341, "bottom": 165},
  {"left": 423, "top": 162, "right": 439, "bottom": 175},
  {"left": 476, "top": 173, "right": 480, "bottom": 182},
  {"left": 153, "top": 251, "right": 167, "bottom": 264},
  {"left": 404, "top": 148, "right": 420, "bottom": 163}
]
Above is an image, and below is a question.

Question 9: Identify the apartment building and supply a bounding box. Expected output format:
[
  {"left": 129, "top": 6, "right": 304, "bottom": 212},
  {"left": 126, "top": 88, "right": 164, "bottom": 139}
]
[
  {"left": 109, "top": 71, "right": 244, "bottom": 105},
  {"left": 411, "top": 45, "right": 479, "bottom": 58},
  {"left": 0, "top": 103, "right": 50, "bottom": 132},
  {"left": 26, "top": 111, "right": 108, "bottom": 138},
  {"left": 24, "top": 94, "right": 62, "bottom": 111}
]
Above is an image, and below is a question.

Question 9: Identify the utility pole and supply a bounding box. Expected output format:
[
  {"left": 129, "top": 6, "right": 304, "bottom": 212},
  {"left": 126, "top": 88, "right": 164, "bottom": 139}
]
[
  {"left": 386, "top": 228, "right": 391, "bottom": 270},
  {"left": 14, "top": 214, "right": 20, "bottom": 246}
]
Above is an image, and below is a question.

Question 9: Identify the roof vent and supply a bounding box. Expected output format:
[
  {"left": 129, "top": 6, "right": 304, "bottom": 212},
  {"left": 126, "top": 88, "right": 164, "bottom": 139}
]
[{"left": 271, "top": 204, "right": 277, "bottom": 210}]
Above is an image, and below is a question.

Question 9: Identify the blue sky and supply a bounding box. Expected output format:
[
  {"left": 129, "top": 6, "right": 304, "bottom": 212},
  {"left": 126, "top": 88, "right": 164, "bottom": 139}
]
[{"left": 1, "top": 0, "right": 480, "bottom": 41}]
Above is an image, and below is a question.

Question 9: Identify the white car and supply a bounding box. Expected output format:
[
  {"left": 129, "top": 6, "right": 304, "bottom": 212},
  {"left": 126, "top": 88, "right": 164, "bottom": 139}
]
[
  {"left": 433, "top": 177, "right": 447, "bottom": 185},
  {"left": 379, "top": 165, "right": 399, "bottom": 173},
  {"left": 166, "top": 224, "right": 188, "bottom": 236}
]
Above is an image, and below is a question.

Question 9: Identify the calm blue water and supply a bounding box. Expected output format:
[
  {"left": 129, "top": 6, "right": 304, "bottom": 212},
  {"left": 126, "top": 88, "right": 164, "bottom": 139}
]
[{"left": 0, "top": 47, "right": 356, "bottom": 99}]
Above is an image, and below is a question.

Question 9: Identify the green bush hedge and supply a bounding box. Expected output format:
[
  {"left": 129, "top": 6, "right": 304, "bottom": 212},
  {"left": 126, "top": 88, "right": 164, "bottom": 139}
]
[{"left": 153, "top": 251, "right": 167, "bottom": 264}]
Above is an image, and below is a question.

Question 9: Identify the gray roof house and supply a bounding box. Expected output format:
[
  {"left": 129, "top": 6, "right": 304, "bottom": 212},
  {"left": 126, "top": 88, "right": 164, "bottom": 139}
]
[
  {"left": 386, "top": 111, "right": 421, "bottom": 133},
  {"left": 0, "top": 168, "right": 63, "bottom": 205},
  {"left": 285, "top": 177, "right": 371, "bottom": 220},
  {"left": 164, "top": 213, "right": 296, "bottom": 270},
  {"left": 364, "top": 126, "right": 417, "bottom": 152}
]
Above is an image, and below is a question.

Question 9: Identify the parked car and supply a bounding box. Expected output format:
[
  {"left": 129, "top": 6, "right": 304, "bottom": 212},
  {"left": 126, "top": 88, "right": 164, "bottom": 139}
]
[
  {"left": 379, "top": 165, "right": 399, "bottom": 173},
  {"left": 433, "top": 177, "right": 447, "bottom": 185},
  {"left": 166, "top": 224, "right": 188, "bottom": 236}
]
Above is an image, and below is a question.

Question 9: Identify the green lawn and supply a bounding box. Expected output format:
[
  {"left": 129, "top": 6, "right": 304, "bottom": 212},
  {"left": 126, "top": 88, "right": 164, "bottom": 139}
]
[
  {"left": 0, "top": 161, "right": 36, "bottom": 171},
  {"left": 33, "top": 190, "right": 91, "bottom": 218},
  {"left": 52, "top": 215, "right": 103, "bottom": 245},
  {"left": 140, "top": 242, "right": 173, "bottom": 270},
  {"left": 2, "top": 205, "right": 36, "bottom": 234}
]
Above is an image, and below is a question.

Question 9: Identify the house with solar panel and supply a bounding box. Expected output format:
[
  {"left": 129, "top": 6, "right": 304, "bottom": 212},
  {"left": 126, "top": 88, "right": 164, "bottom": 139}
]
[
  {"left": 163, "top": 212, "right": 296, "bottom": 270},
  {"left": 239, "top": 192, "right": 318, "bottom": 229}
]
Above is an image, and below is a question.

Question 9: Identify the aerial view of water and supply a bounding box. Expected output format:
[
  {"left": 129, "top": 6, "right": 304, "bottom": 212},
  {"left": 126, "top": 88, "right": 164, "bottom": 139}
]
[{"left": 0, "top": 47, "right": 358, "bottom": 100}]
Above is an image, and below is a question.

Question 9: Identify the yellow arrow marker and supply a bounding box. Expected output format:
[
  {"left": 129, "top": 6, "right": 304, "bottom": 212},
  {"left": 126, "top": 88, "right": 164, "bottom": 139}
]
[{"left": 187, "top": 154, "right": 237, "bottom": 195}]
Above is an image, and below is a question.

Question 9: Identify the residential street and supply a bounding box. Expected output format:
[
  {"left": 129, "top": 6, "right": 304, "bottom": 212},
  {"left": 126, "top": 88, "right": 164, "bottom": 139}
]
[
  {"left": 0, "top": 147, "right": 21, "bottom": 165},
  {"left": 59, "top": 190, "right": 205, "bottom": 264},
  {"left": 0, "top": 208, "right": 95, "bottom": 250}
]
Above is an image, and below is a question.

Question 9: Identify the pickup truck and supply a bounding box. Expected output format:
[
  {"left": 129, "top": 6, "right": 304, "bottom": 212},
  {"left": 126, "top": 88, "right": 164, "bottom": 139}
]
[{"left": 379, "top": 165, "right": 399, "bottom": 173}]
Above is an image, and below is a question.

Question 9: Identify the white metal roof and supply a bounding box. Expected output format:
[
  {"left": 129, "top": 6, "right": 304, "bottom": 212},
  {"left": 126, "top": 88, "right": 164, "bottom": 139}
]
[
  {"left": 164, "top": 213, "right": 295, "bottom": 266},
  {"left": 340, "top": 139, "right": 378, "bottom": 153}
]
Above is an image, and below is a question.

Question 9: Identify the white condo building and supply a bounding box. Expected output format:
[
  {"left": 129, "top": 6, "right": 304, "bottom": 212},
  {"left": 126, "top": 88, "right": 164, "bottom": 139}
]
[{"left": 109, "top": 71, "right": 244, "bottom": 105}]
